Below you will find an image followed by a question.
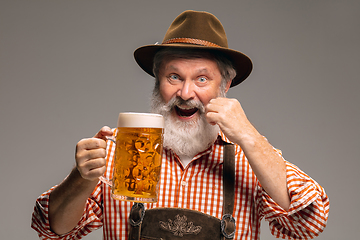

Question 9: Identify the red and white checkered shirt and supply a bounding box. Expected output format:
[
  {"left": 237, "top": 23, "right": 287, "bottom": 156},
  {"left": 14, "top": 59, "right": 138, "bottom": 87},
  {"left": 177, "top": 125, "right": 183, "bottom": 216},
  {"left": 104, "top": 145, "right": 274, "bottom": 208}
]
[{"left": 31, "top": 132, "right": 329, "bottom": 239}]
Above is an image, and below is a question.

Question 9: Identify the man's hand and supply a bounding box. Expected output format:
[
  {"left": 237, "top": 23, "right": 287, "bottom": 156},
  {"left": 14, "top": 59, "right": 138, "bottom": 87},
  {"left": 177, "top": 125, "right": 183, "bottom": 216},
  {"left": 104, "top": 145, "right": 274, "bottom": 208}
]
[
  {"left": 205, "top": 97, "right": 254, "bottom": 145},
  {"left": 49, "top": 126, "right": 113, "bottom": 235},
  {"left": 75, "top": 126, "right": 113, "bottom": 181}
]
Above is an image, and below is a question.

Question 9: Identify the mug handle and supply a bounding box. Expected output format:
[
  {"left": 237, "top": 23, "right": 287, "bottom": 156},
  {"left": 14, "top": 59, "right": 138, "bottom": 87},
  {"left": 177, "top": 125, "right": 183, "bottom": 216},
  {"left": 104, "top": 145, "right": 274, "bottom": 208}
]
[{"left": 98, "top": 136, "right": 116, "bottom": 187}]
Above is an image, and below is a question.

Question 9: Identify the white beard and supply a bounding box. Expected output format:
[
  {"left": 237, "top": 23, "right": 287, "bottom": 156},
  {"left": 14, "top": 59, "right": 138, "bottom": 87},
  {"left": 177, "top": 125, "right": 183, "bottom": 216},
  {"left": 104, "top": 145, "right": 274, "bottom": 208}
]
[{"left": 151, "top": 92, "right": 220, "bottom": 159}]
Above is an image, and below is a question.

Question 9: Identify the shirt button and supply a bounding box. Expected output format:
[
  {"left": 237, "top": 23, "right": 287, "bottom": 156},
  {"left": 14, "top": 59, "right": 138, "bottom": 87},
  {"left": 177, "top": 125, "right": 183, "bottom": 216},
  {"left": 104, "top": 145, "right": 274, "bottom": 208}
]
[{"left": 181, "top": 181, "right": 187, "bottom": 187}]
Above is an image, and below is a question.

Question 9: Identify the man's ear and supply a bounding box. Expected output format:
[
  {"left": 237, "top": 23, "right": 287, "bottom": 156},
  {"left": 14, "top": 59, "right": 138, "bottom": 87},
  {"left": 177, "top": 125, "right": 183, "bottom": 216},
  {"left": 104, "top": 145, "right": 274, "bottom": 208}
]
[{"left": 225, "top": 80, "right": 232, "bottom": 93}]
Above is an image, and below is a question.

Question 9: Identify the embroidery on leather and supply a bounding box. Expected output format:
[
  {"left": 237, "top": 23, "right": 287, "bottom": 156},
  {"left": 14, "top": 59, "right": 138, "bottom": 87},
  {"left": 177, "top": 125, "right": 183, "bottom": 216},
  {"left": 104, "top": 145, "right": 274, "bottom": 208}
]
[{"left": 159, "top": 214, "right": 202, "bottom": 237}]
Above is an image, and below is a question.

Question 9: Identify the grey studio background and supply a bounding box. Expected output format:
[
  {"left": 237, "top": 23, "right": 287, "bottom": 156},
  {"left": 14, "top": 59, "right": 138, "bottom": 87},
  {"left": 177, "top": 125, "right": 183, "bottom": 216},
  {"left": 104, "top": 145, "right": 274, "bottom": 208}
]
[{"left": 1, "top": 1, "right": 359, "bottom": 239}]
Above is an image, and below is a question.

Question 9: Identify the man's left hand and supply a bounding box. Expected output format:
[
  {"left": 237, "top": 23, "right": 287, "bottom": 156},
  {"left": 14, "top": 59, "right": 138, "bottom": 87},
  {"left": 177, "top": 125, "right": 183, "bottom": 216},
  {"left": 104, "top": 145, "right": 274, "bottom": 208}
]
[{"left": 205, "top": 97, "right": 256, "bottom": 145}]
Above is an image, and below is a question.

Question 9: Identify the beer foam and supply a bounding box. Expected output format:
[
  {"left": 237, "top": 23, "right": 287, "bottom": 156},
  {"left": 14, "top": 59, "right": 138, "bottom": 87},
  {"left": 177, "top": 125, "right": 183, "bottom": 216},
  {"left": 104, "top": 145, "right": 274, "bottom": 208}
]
[{"left": 117, "top": 112, "right": 164, "bottom": 128}]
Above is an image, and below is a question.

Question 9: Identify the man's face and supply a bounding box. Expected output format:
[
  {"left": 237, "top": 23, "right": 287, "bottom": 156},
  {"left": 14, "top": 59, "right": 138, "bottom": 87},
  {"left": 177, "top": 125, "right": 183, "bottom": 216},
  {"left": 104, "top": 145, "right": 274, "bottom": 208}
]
[
  {"left": 151, "top": 56, "right": 231, "bottom": 158},
  {"left": 158, "top": 57, "right": 229, "bottom": 123}
]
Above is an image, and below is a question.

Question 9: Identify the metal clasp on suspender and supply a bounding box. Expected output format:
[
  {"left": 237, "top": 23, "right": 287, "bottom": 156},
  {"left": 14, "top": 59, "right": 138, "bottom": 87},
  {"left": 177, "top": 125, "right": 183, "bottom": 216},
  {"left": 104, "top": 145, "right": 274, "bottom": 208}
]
[
  {"left": 221, "top": 214, "right": 236, "bottom": 239},
  {"left": 130, "top": 203, "right": 145, "bottom": 227}
]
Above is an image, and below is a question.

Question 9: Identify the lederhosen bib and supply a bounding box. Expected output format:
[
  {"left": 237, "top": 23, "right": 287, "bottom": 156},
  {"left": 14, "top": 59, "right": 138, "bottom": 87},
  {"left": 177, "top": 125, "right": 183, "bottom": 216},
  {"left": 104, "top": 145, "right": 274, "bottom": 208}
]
[{"left": 128, "top": 143, "right": 236, "bottom": 240}]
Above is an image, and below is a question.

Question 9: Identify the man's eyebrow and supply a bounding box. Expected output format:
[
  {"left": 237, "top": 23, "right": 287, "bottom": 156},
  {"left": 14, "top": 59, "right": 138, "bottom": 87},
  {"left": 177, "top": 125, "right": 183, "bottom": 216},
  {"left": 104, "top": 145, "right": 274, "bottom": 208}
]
[
  {"left": 165, "top": 65, "right": 179, "bottom": 71},
  {"left": 195, "top": 68, "right": 211, "bottom": 74},
  {"left": 163, "top": 65, "right": 214, "bottom": 78},
  {"left": 165, "top": 65, "right": 211, "bottom": 73}
]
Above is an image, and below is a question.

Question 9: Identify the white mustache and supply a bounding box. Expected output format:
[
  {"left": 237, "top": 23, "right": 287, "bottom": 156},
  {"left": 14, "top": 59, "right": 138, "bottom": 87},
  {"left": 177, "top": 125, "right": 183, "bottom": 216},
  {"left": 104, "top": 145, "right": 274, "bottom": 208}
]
[{"left": 160, "top": 97, "right": 206, "bottom": 114}]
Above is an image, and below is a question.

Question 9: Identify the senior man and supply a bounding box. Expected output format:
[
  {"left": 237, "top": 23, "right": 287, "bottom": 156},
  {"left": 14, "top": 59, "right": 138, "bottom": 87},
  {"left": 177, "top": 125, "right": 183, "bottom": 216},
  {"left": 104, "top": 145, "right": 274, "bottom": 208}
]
[{"left": 32, "top": 10, "right": 329, "bottom": 240}]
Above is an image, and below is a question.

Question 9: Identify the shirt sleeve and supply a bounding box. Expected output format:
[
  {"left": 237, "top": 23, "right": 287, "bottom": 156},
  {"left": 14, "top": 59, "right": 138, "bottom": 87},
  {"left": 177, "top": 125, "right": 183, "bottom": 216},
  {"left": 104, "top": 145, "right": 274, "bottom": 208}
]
[
  {"left": 259, "top": 160, "right": 330, "bottom": 239},
  {"left": 31, "top": 181, "right": 103, "bottom": 239}
]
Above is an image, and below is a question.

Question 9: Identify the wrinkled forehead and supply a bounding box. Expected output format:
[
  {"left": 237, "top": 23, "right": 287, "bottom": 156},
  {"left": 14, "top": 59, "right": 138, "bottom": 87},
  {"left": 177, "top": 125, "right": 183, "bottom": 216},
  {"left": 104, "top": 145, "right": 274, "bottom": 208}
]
[
  {"left": 162, "top": 57, "right": 219, "bottom": 70},
  {"left": 158, "top": 51, "right": 220, "bottom": 75}
]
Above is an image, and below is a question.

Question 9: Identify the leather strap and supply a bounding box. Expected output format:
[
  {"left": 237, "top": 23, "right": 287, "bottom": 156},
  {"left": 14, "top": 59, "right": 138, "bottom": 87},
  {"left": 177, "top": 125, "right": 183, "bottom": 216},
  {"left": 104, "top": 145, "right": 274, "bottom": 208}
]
[
  {"left": 222, "top": 143, "right": 235, "bottom": 215},
  {"left": 221, "top": 143, "right": 236, "bottom": 239}
]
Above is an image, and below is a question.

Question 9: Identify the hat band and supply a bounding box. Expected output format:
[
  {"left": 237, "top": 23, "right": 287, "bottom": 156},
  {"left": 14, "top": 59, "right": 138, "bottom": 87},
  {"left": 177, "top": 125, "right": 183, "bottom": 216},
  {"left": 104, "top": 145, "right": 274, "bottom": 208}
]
[{"left": 163, "top": 38, "right": 221, "bottom": 48}]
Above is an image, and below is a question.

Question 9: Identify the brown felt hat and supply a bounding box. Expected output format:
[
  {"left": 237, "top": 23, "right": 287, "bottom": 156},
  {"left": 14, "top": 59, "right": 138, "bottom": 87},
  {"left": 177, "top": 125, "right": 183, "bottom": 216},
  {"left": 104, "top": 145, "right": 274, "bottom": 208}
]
[{"left": 134, "top": 10, "right": 253, "bottom": 87}]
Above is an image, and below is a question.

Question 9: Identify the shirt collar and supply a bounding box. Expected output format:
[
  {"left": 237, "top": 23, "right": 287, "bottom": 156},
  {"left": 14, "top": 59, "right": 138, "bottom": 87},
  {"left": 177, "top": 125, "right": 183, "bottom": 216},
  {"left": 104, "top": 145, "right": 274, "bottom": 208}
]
[
  {"left": 164, "top": 131, "right": 241, "bottom": 163},
  {"left": 217, "top": 131, "right": 242, "bottom": 156},
  {"left": 194, "top": 131, "right": 241, "bottom": 161},
  {"left": 218, "top": 131, "right": 233, "bottom": 144}
]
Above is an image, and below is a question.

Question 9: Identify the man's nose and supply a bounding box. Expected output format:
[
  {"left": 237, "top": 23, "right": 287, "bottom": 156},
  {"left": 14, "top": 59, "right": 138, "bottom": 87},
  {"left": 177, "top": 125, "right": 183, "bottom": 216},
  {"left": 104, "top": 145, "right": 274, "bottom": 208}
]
[{"left": 177, "top": 80, "right": 195, "bottom": 101}]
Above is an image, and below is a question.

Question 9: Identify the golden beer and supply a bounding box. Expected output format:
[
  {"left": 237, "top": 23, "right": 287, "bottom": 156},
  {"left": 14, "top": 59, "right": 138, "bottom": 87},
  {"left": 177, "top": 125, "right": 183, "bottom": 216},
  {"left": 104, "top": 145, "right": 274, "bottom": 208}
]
[{"left": 111, "top": 113, "right": 164, "bottom": 203}]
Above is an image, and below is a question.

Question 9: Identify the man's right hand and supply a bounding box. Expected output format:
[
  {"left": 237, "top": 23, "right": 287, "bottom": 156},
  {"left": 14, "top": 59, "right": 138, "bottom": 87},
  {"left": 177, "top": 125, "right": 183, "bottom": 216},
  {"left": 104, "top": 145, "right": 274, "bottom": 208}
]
[{"left": 75, "top": 126, "right": 113, "bottom": 181}]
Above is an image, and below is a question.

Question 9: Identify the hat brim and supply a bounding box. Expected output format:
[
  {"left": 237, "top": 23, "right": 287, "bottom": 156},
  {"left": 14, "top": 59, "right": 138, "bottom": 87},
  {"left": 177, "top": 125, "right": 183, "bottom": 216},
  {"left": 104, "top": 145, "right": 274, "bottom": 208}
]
[{"left": 134, "top": 43, "right": 252, "bottom": 87}]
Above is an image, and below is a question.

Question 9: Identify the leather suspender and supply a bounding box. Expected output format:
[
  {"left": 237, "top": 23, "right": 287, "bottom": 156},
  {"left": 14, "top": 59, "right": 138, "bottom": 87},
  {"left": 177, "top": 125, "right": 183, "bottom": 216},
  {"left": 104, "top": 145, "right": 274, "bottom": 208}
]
[{"left": 221, "top": 143, "right": 236, "bottom": 238}]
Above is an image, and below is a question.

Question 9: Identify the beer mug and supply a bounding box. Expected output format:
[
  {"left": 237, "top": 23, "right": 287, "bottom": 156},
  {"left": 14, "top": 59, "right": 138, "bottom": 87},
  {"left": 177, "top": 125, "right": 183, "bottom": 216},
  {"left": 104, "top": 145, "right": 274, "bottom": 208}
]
[{"left": 100, "top": 112, "right": 164, "bottom": 203}]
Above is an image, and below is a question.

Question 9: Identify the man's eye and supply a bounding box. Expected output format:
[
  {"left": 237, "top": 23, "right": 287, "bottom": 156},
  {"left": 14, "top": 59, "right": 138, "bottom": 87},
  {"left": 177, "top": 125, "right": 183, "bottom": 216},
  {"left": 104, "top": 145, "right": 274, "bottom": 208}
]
[
  {"left": 197, "top": 77, "right": 207, "bottom": 83},
  {"left": 169, "top": 74, "right": 179, "bottom": 81}
]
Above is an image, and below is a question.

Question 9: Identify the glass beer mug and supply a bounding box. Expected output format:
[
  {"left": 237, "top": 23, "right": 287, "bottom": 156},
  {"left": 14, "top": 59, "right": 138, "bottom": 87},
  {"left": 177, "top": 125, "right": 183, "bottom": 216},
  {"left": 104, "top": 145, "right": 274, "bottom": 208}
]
[{"left": 100, "top": 112, "right": 164, "bottom": 203}]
